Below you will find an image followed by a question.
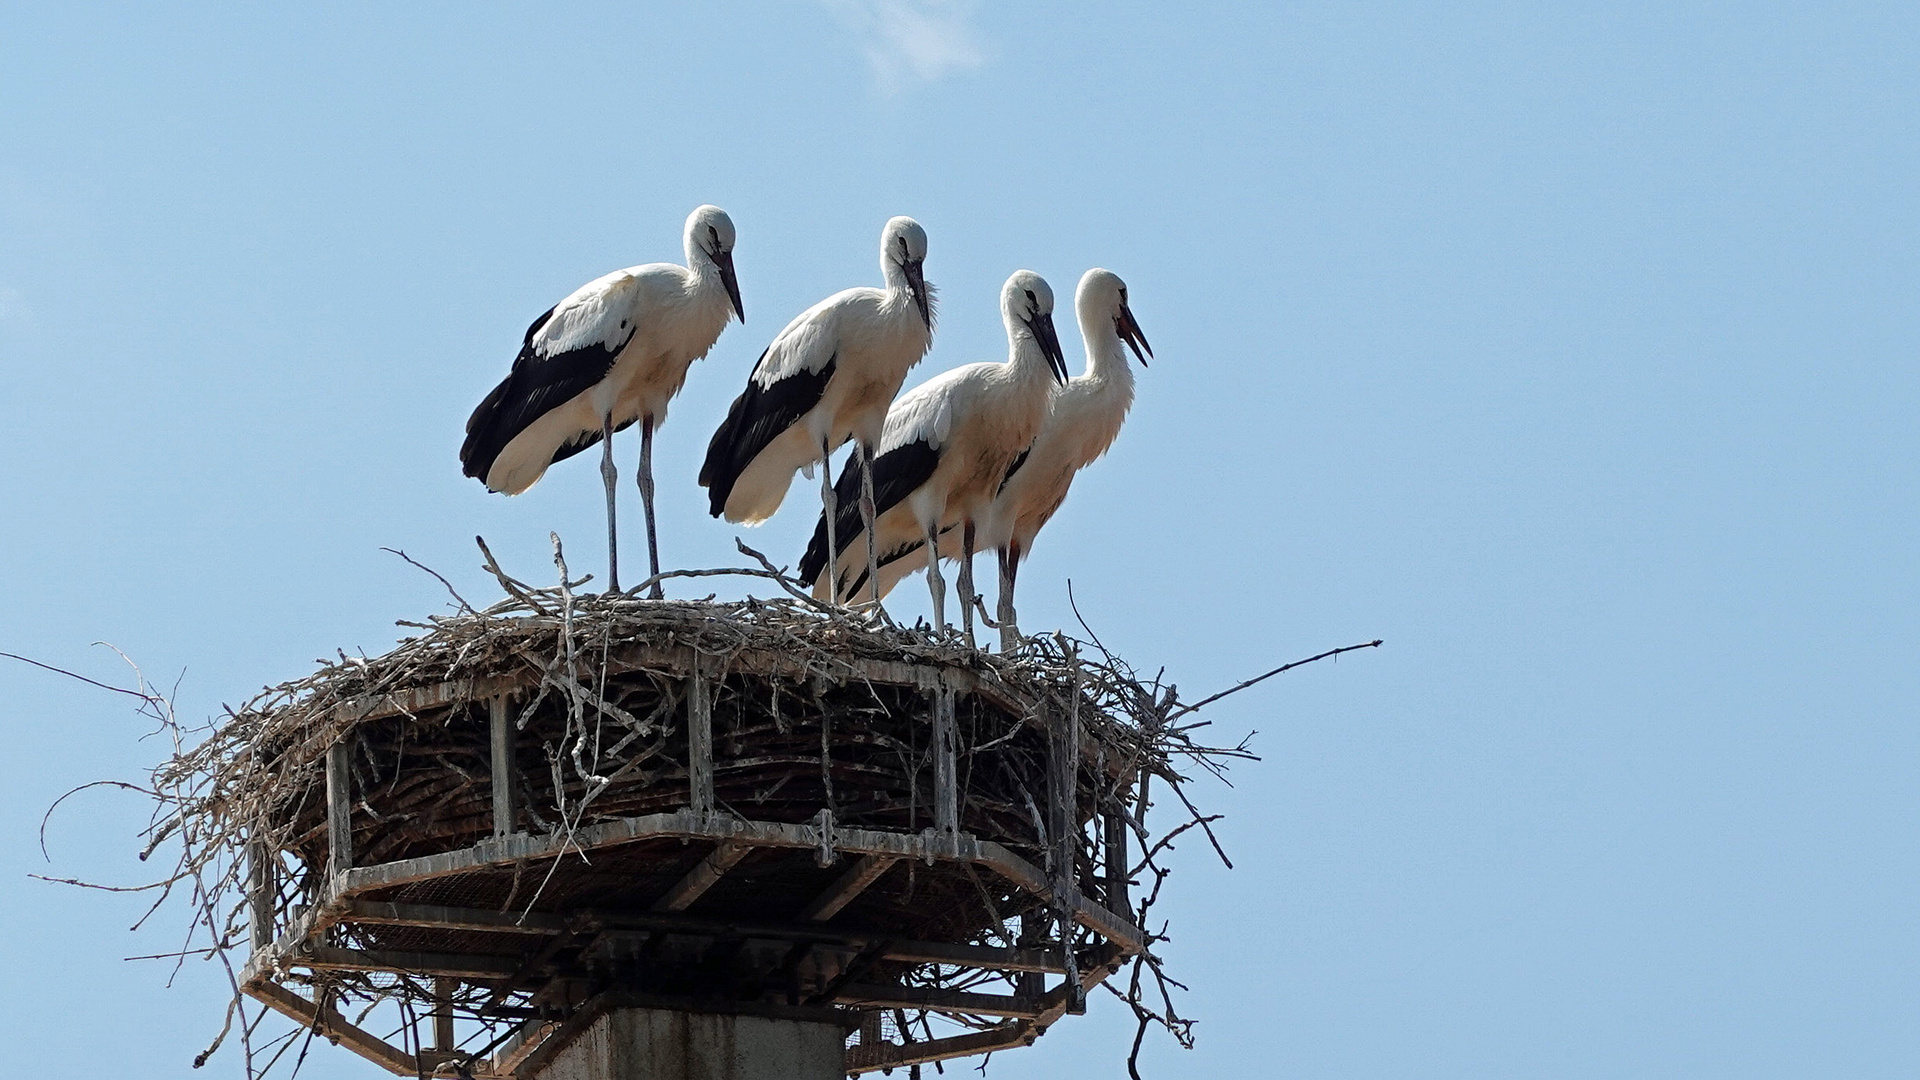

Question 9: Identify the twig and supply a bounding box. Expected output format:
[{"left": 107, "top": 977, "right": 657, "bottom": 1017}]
[
  {"left": 1165, "top": 639, "right": 1382, "bottom": 722},
  {"left": 380, "top": 548, "right": 474, "bottom": 613},
  {"left": 1, "top": 651, "right": 163, "bottom": 704},
  {"left": 474, "top": 535, "right": 554, "bottom": 615},
  {"left": 734, "top": 541, "right": 842, "bottom": 614},
  {"left": 40, "top": 780, "right": 155, "bottom": 859}
]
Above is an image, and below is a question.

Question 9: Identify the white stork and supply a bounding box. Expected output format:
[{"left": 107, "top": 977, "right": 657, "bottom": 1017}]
[
  {"left": 699, "top": 216, "right": 934, "bottom": 601},
  {"left": 983, "top": 267, "right": 1150, "bottom": 648},
  {"left": 461, "top": 205, "right": 745, "bottom": 596},
  {"left": 799, "top": 270, "right": 1069, "bottom": 643}
]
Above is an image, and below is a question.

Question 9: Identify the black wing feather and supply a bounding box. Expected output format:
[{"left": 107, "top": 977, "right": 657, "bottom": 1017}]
[
  {"left": 699, "top": 350, "right": 836, "bottom": 516},
  {"left": 840, "top": 522, "right": 956, "bottom": 598},
  {"left": 460, "top": 307, "right": 634, "bottom": 483},
  {"left": 798, "top": 438, "right": 941, "bottom": 585},
  {"left": 996, "top": 446, "right": 1033, "bottom": 496}
]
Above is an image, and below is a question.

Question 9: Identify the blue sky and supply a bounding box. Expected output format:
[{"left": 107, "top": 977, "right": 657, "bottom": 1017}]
[{"left": 3, "top": 2, "right": 1916, "bottom": 1077}]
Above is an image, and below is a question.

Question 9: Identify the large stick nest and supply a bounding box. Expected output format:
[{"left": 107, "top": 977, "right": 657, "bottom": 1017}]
[{"left": 71, "top": 549, "right": 1346, "bottom": 1077}]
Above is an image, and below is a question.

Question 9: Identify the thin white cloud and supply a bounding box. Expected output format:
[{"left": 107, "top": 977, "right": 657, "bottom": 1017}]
[{"left": 822, "top": 0, "right": 987, "bottom": 92}]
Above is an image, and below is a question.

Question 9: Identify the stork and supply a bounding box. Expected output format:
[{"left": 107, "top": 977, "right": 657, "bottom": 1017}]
[
  {"left": 699, "top": 216, "right": 934, "bottom": 603},
  {"left": 461, "top": 205, "right": 745, "bottom": 595},
  {"left": 984, "top": 268, "right": 1150, "bottom": 648},
  {"left": 799, "top": 270, "right": 1069, "bottom": 644}
]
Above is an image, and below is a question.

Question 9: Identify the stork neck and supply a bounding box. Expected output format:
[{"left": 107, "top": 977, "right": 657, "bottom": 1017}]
[
  {"left": 881, "top": 257, "right": 910, "bottom": 294},
  {"left": 1076, "top": 311, "right": 1132, "bottom": 384},
  {"left": 1005, "top": 331, "right": 1053, "bottom": 382},
  {"left": 683, "top": 242, "right": 713, "bottom": 284}
]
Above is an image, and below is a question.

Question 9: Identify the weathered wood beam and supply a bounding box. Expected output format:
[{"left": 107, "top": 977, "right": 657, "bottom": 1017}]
[
  {"left": 321, "top": 673, "right": 525, "bottom": 733},
  {"left": 846, "top": 1022, "right": 1035, "bottom": 1076},
  {"left": 248, "top": 841, "right": 274, "bottom": 953},
  {"left": 431, "top": 976, "right": 456, "bottom": 1051},
  {"left": 1016, "top": 911, "right": 1045, "bottom": 1001},
  {"left": 327, "top": 810, "right": 1146, "bottom": 953},
  {"left": 591, "top": 921, "right": 1065, "bottom": 974},
  {"left": 884, "top": 940, "right": 1062, "bottom": 974},
  {"left": 932, "top": 687, "right": 958, "bottom": 835},
  {"left": 687, "top": 666, "right": 714, "bottom": 818},
  {"left": 835, "top": 982, "right": 1040, "bottom": 1019},
  {"left": 326, "top": 740, "right": 353, "bottom": 877},
  {"left": 798, "top": 854, "right": 898, "bottom": 922},
  {"left": 293, "top": 946, "right": 526, "bottom": 980},
  {"left": 488, "top": 694, "right": 516, "bottom": 837},
  {"left": 1032, "top": 941, "right": 1126, "bottom": 1029},
  {"left": 244, "top": 978, "right": 418, "bottom": 1076},
  {"left": 487, "top": 1015, "right": 561, "bottom": 1080},
  {"left": 1050, "top": 655, "right": 1086, "bottom": 1014},
  {"left": 650, "top": 840, "right": 749, "bottom": 913},
  {"left": 341, "top": 899, "right": 567, "bottom": 935}
]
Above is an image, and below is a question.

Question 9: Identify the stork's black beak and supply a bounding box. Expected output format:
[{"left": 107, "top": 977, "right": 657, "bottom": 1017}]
[
  {"left": 1031, "top": 310, "right": 1069, "bottom": 384},
  {"left": 1117, "top": 300, "right": 1151, "bottom": 367},
  {"left": 714, "top": 249, "right": 745, "bottom": 323},
  {"left": 904, "top": 259, "right": 932, "bottom": 329}
]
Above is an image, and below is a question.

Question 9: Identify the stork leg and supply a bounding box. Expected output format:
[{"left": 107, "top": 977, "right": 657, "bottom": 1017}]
[
  {"left": 599, "top": 412, "right": 620, "bottom": 594},
  {"left": 859, "top": 443, "right": 881, "bottom": 609},
  {"left": 819, "top": 436, "right": 839, "bottom": 603},
  {"left": 997, "top": 543, "right": 1021, "bottom": 653},
  {"left": 958, "top": 521, "right": 978, "bottom": 649},
  {"left": 638, "top": 416, "right": 662, "bottom": 600},
  {"left": 924, "top": 516, "right": 946, "bottom": 632}
]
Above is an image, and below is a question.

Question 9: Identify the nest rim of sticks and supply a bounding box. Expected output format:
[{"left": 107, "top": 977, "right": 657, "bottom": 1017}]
[
  {"left": 72, "top": 540, "right": 1374, "bottom": 1079},
  {"left": 135, "top": 541, "right": 1282, "bottom": 1068}
]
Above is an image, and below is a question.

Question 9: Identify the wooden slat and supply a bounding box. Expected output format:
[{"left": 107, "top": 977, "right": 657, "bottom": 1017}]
[
  {"left": 431, "top": 976, "right": 456, "bottom": 1050},
  {"left": 326, "top": 810, "right": 1145, "bottom": 953},
  {"left": 323, "top": 672, "right": 525, "bottom": 733},
  {"left": 326, "top": 741, "right": 353, "bottom": 877},
  {"left": 342, "top": 899, "right": 567, "bottom": 935},
  {"left": 487, "top": 1016, "right": 560, "bottom": 1080},
  {"left": 798, "top": 854, "right": 898, "bottom": 922},
  {"left": 687, "top": 667, "right": 714, "bottom": 818},
  {"left": 846, "top": 1022, "right": 1035, "bottom": 1075},
  {"left": 1049, "top": 655, "right": 1085, "bottom": 1014},
  {"left": 1105, "top": 806, "right": 1130, "bottom": 923},
  {"left": 1016, "top": 911, "right": 1045, "bottom": 1001},
  {"left": 835, "top": 982, "right": 1040, "bottom": 1019},
  {"left": 590, "top": 920, "right": 1064, "bottom": 974},
  {"left": 932, "top": 687, "right": 958, "bottom": 836},
  {"left": 651, "top": 840, "right": 749, "bottom": 912},
  {"left": 294, "top": 946, "right": 526, "bottom": 980},
  {"left": 883, "top": 940, "right": 1062, "bottom": 973},
  {"left": 244, "top": 979, "right": 418, "bottom": 1076},
  {"left": 489, "top": 694, "right": 516, "bottom": 837},
  {"left": 1033, "top": 941, "right": 1125, "bottom": 1027},
  {"left": 248, "top": 841, "right": 273, "bottom": 953}
]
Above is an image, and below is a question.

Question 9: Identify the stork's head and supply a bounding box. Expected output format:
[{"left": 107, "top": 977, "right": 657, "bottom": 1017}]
[
  {"left": 1076, "top": 268, "right": 1151, "bottom": 366},
  {"left": 686, "top": 205, "right": 745, "bottom": 322},
  {"left": 882, "top": 216, "right": 934, "bottom": 329},
  {"left": 1002, "top": 270, "right": 1069, "bottom": 385}
]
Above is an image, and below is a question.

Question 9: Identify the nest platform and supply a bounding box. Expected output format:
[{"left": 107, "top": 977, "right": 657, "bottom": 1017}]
[{"left": 197, "top": 591, "right": 1188, "bottom": 1077}]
